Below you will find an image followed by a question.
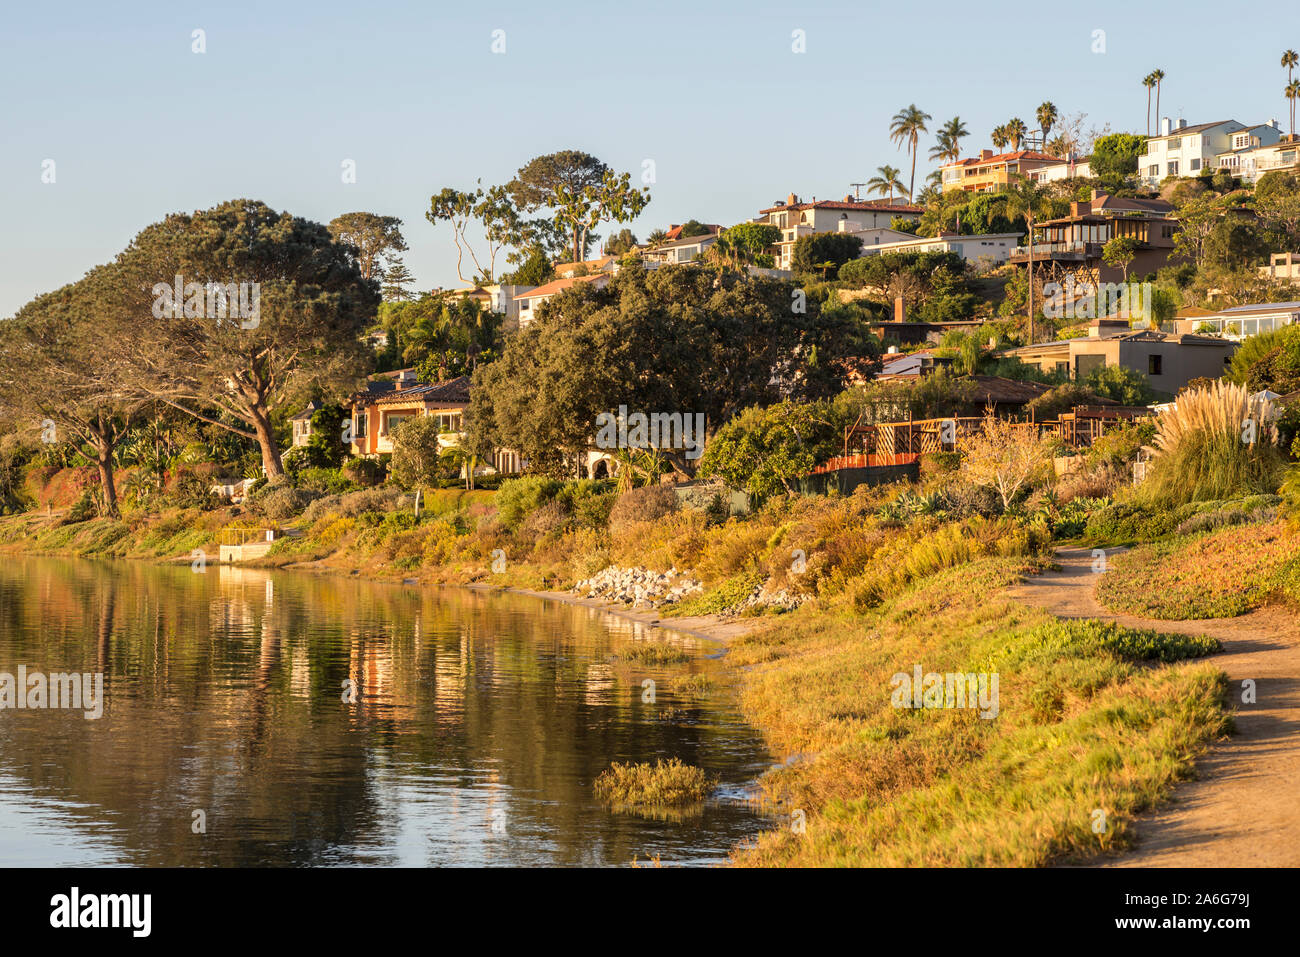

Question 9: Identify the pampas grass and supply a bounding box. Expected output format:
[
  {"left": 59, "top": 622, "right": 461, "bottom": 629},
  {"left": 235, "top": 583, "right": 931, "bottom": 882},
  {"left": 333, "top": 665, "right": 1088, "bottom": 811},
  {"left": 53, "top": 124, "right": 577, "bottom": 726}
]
[{"left": 1141, "top": 382, "right": 1283, "bottom": 507}]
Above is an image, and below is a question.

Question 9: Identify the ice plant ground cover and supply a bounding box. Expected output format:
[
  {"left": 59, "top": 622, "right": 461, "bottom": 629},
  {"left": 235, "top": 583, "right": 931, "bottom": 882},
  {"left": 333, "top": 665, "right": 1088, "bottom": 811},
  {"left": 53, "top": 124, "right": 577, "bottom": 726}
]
[{"left": 1096, "top": 521, "right": 1300, "bottom": 620}]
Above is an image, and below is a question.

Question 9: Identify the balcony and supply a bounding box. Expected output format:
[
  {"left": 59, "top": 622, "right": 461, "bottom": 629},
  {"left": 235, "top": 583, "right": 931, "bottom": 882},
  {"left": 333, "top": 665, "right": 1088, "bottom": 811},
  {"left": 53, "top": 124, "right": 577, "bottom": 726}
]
[{"left": 1009, "top": 241, "right": 1104, "bottom": 262}]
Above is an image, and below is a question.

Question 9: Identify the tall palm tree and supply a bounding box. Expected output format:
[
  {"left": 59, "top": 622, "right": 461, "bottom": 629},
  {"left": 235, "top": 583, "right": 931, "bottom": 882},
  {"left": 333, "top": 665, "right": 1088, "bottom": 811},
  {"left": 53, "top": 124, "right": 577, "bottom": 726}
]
[
  {"left": 866, "top": 165, "right": 905, "bottom": 201},
  {"left": 889, "top": 104, "right": 932, "bottom": 202},
  {"left": 1288, "top": 80, "right": 1300, "bottom": 142},
  {"left": 1285, "top": 51, "right": 1299, "bottom": 139},
  {"left": 991, "top": 125, "right": 1010, "bottom": 150},
  {"left": 929, "top": 116, "right": 969, "bottom": 164},
  {"left": 1151, "top": 69, "right": 1166, "bottom": 131},
  {"left": 1004, "top": 175, "right": 1051, "bottom": 344},
  {"left": 1143, "top": 73, "right": 1156, "bottom": 136},
  {"left": 1005, "top": 117, "right": 1028, "bottom": 151},
  {"left": 1036, "top": 102, "right": 1057, "bottom": 146}
]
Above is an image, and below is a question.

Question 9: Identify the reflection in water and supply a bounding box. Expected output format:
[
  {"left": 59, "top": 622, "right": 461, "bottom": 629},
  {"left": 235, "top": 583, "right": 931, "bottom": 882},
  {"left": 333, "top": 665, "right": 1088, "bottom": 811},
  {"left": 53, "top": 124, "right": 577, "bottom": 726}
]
[{"left": 0, "top": 557, "right": 771, "bottom": 866}]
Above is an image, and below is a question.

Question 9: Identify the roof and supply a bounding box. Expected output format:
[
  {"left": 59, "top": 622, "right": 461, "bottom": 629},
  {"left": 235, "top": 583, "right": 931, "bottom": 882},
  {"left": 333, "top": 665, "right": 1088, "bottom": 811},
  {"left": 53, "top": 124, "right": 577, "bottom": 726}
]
[
  {"left": 1217, "top": 301, "right": 1300, "bottom": 313},
  {"left": 554, "top": 255, "right": 616, "bottom": 274},
  {"left": 941, "top": 149, "right": 1061, "bottom": 170},
  {"left": 369, "top": 376, "right": 471, "bottom": 407},
  {"left": 651, "top": 231, "right": 720, "bottom": 249},
  {"left": 513, "top": 274, "right": 606, "bottom": 301},
  {"left": 664, "top": 224, "right": 721, "bottom": 241},
  {"left": 1146, "top": 120, "right": 1234, "bottom": 141},
  {"left": 1003, "top": 330, "right": 1236, "bottom": 353},
  {"left": 964, "top": 375, "right": 1052, "bottom": 404},
  {"left": 290, "top": 400, "right": 320, "bottom": 421},
  {"left": 759, "top": 199, "right": 924, "bottom": 215}
]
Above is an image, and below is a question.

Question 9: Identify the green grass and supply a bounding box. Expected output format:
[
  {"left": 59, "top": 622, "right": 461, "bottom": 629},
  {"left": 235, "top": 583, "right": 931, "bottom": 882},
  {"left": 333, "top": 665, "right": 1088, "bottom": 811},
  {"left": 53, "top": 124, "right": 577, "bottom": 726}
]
[
  {"left": 728, "top": 557, "right": 1229, "bottom": 867},
  {"left": 616, "top": 641, "right": 692, "bottom": 665},
  {"left": 594, "top": 758, "right": 713, "bottom": 806}
]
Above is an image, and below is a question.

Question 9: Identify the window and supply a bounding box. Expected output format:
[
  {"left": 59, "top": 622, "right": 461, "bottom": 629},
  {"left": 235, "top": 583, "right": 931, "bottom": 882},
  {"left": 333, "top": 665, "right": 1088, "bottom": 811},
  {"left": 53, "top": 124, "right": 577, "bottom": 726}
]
[
  {"left": 1167, "top": 161, "right": 1179, "bottom": 176},
  {"left": 1148, "top": 165, "right": 1160, "bottom": 177},
  {"left": 354, "top": 412, "right": 368, "bottom": 440},
  {"left": 1148, "top": 354, "right": 1163, "bottom": 375},
  {"left": 1190, "top": 158, "right": 1201, "bottom": 171}
]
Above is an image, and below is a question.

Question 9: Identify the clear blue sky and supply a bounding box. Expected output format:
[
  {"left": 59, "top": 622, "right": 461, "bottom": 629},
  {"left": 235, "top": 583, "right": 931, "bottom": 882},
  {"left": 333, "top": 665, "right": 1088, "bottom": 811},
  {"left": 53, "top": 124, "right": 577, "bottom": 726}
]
[{"left": 1, "top": 0, "right": 1292, "bottom": 316}]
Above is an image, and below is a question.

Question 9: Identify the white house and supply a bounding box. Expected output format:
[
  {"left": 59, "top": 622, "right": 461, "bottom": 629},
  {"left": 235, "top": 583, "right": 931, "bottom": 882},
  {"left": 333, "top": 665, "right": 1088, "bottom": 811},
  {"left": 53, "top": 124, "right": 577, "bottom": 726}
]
[
  {"left": 1028, "top": 155, "right": 1093, "bottom": 183},
  {"left": 513, "top": 273, "right": 610, "bottom": 326},
  {"left": 857, "top": 231, "right": 1022, "bottom": 269},
  {"left": 1136, "top": 119, "right": 1281, "bottom": 186},
  {"left": 1216, "top": 128, "right": 1297, "bottom": 182},
  {"left": 641, "top": 230, "right": 720, "bottom": 265},
  {"left": 755, "top": 193, "right": 923, "bottom": 270}
]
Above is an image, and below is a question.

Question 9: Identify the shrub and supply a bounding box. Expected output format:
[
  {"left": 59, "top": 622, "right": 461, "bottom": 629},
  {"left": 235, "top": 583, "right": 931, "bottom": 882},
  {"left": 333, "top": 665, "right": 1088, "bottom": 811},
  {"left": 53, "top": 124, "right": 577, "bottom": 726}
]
[
  {"left": 495, "top": 475, "right": 563, "bottom": 530},
  {"left": 594, "top": 758, "right": 712, "bottom": 805},
  {"left": 295, "top": 467, "right": 356, "bottom": 495},
  {"left": 256, "top": 485, "right": 320, "bottom": 520},
  {"left": 342, "top": 457, "right": 385, "bottom": 487},
  {"left": 608, "top": 484, "right": 678, "bottom": 531},
  {"left": 1140, "top": 382, "right": 1284, "bottom": 508}
]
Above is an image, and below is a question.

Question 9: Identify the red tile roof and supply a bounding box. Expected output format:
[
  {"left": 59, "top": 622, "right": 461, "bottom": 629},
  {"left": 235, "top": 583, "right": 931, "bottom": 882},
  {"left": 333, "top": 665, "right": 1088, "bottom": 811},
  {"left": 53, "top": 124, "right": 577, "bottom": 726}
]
[
  {"left": 759, "top": 199, "right": 923, "bottom": 215},
  {"left": 942, "top": 149, "right": 1061, "bottom": 169},
  {"left": 513, "top": 274, "right": 605, "bottom": 301}
]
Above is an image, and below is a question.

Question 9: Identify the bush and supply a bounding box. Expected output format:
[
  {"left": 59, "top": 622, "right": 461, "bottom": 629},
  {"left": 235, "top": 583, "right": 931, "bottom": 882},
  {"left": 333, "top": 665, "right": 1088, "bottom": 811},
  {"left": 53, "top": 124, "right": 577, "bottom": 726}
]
[
  {"left": 594, "top": 758, "right": 712, "bottom": 805},
  {"left": 609, "top": 485, "right": 678, "bottom": 531},
  {"left": 495, "top": 475, "right": 563, "bottom": 530},
  {"left": 295, "top": 467, "right": 356, "bottom": 495},
  {"left": 342, "top": 457, "right": 385, "bottom": 487},
  {"left": 255, "top": 485, "right": 321, "bottom": 520}
]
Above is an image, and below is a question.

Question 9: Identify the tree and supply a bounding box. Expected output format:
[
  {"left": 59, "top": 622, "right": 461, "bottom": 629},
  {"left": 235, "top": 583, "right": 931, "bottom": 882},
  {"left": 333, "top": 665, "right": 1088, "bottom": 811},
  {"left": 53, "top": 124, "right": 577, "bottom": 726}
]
[
  {"left": 678, "top": 220, "right": 712, "bottom": 238},
  {"left": 380, "top": 258, "right": 416, "bottom": 301},
  {"left": 1090, "top": 133, "right": 1147, "bottom": 188},
  {"left": 389, "top": 415, "right": 444, "bottom": 509},
  {"left": 500, "top": 246, "right": 555, "bottom": 287},
  {"left": 1286, "top": 51, "right": 1300, "bottom": 136},
  {"left": 0, "top": 269, "right": 145, "bottom": 516},
  {"left": 790, "top": 232, "right": 863, "bottom": 279},
  {"left": 327, "top": 213, "right": 408, "bottom": 282},
  {"left": 111, "top": 198, "right": 379, "bottom": 481},
  {"left": 929, "top": 117, "right": 969, "bottom": 165},
  {"left": 711, "top": 222, "right": 780, "bottom": 267},
  {"left": 991, "top": 124, "right": 1010, "bottom": 150},
  {"left": 1004, "top": 176, "right": 1051, "bottom": 343},
  {"left": 1102, "top": 236, "right": 1142, "bottom": 281},
  {"left": 551, "top": 168, "right": 651, "bottom": 265},
  {"left": 1036, "top": 102, "right": 1058, "bottom": 144},
  {"left": 1151, "top": 69, "right": 1166, "bottom": 129},
  {"left": 1143, "top": 74, "right": 1157, "bottom": 136},
  {"left": 439, "top": 444, "right": 479, "bottom": 490},
  {"left": 889, "top": 104, "right": 931, "bottom": 202},
  {"left": 645, "top": 229, "right": 668, "bottom": 248},
  {"left": 507, "top": 151, "right": 611, "bottom": 263},
  {"left": 465, "top": 268, "right": 880, "bottom": 476},
  {"left": 605, "top": 228, "right": 639, "bottom": 256},
  {"left": 1005, "top": 117, "right": 1028, "bottom": 150},
  {"left": 697, "top": 401, "right": 836, "bottom": 499},
  {"left": 961, "top": 414, "right": 1053, "bottom": 510},
  {"left": 426, "top": 181, "right": 521, "bottom": 285},
  {"left": 867, "top": 165, "right": 906, "bottom": 201},
  {"left": 1086, "top": 364, "right": 1155, "bottom": 405}
]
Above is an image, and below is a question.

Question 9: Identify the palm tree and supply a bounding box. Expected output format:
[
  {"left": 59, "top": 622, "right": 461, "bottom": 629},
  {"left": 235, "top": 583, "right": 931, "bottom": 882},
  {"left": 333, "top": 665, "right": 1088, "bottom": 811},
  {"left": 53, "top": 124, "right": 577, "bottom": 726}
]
[
  {"left": 1151, "top": 69, "right": 1166, "bottom": 131},
  {"left": 1143, "top": 73, "right": 1156, "bottom": 136},
  {"left": 645, "top": 228, "right": 667, "bottom": 248},
  {"left": 1036, "top": 102, "right": 1057, "bottom": 146},
  {"left": 1288, "top": 80, "right": 1300, "bottom": 142},
  {"left": 991, "top": 125, "right": 1010, "bottom": 150},
  {"left": 1285, "top": 51, "right": 1299, "bottom": 139},
  {"left": 866, "top": 165, "right": 905, "bottom": 201},
  {"left": 439, "top": 445, "right": 478, "bottom": 490},
  {"left": 1005, "top": 118, "right": 1028, "bottom": 150},
  {"left": 1004, "top": 175, "right": 1051, "bottom": 344},
  {"left": 928, "top": 117, "right": 969, "bottom": 164},
  {"left": 889, "top": 104, "right": 932, "bottom": 202}
]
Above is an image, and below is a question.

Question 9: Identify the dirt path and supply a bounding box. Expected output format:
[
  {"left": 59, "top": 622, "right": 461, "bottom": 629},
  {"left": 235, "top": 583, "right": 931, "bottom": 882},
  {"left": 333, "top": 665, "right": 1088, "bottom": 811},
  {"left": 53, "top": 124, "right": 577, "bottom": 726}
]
[{"left": 1008, "top": 547, "right": 1300, "bottom": 867}]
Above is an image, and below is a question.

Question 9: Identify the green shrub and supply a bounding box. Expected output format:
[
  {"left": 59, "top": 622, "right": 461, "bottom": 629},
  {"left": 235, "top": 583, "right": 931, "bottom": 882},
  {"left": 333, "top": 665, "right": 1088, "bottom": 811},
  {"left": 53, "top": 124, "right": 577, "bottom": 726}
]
[
  {"left": 609, "top": 484, "right": 678, "bottom": 530},
  {"left": 495, "top": 476, "right": 563, "bottom": 530}
]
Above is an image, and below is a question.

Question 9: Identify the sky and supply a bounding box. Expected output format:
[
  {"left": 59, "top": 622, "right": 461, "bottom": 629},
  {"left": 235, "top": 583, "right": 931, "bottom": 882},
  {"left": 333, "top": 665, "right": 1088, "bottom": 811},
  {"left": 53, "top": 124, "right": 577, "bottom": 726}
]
[{"left": 2, "top": 0, "right": 1295, "bottom": 317}]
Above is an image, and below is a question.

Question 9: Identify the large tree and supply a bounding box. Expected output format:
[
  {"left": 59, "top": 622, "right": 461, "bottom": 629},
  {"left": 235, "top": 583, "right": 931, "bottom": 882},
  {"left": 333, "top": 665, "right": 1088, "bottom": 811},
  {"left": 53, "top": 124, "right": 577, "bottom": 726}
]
[
  {"left": 327, "top": 212, "right": 408, "bottom": 281},
  {"left": 507, "top": 151, "right": 611, "bottom": 262},
  {"left": 0, "top": 268, "right": 145, "bottom": 515},
  {"left": 111, "top": 199, "right": 379, "bottom": 480},
  {"left": 889, "top": 105, "right": 931, "bottom": 202},
  {"left": 465, "top": 267, "right": 879, "bottom": 475}
]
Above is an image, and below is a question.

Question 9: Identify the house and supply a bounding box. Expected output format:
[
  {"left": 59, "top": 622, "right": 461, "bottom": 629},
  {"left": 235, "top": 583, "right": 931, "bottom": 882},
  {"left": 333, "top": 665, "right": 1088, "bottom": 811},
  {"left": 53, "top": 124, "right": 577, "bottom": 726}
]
[
  {"left": 444, "top": 283, "right": 536, "bottom": 327},
  {"left": 513, "top": 273, "right": 610, "bottom": 326},
  {"left": 290, "top": 401, "right": 320, "bottom": 448},
  {"left": 1259, "top": 253, "right": 1300, "bottom": 282},
  {"left": 1135, "top": 119, "right": 1282, "bottom": 186},
  {"left": 999, "top": 319, "right": 1237, "bottom": 394},
  {"left": 349, "top": 373, "right": 471, "bottom": 457},
  {"left": 663, "top": 223, "right": 721, "bottom": 242},
  {"left": 642, "top": 230, "right": 720, "bottom": 265},
  {"left": 1173, "top": 301, "right": 1300, "bottom": 340},
  {"left": 755, "top": 194, "right": 923, "bottom": 270},
  {"left": 1027, "top": 154, "right": 1093, "bottom": 184},
  {"left": 554, "top": 256, "right": 617, "bottom": 279},
  {"left": 1213, "top": 121, "right": 1290, "bottom": 181},
  {"left": 1008, "top": 191, "right": 1179, "bottom": 285},
  {"left": 939, "top": 149, "right": 1062, "bottom": 194},
  {"left": 858, "top": 230, "right": 1022, "bottom": 268}
]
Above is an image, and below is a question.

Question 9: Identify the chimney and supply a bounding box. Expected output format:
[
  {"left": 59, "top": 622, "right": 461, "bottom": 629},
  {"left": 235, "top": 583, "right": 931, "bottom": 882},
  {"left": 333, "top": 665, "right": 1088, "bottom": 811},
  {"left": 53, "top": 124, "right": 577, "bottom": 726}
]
[
  {"left": 1160, "top": 117, "right": 1171, "bottom": 136},
  {"left": 844, "top": 193, "right": 854, "bottom": 203},
  {"left": 893, "top": 296, "right": 906, "bottom": 323},
  {"left": 1177, "top": 118, "right": 1187, "bottom": 130},
  {"left": 787, "top": 192, "right": 798, "bottom": 205},
  {"left": 980, "top": 149, "right": 994, "bottom": 160}
]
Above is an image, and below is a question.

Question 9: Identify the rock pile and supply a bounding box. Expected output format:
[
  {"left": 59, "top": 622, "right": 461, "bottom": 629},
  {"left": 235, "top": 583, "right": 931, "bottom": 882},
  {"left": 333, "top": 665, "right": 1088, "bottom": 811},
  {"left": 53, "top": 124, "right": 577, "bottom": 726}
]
[{"left": 572, "top": 566, "right": 703, "bottom": 608}]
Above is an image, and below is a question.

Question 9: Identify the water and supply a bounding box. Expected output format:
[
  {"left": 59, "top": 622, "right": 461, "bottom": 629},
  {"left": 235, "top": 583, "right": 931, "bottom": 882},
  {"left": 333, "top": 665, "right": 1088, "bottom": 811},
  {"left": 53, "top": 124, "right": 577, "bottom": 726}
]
[{"left": 0, "top": 557, "right": 773, "bottom": 867}]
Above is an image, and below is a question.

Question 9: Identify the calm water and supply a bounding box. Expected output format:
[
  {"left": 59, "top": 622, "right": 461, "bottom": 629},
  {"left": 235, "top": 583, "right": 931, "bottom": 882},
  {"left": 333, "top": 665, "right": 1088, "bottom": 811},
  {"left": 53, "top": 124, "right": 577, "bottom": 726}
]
[{"left": 0, "top": 557, "right": 773, "bottom": 867}]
